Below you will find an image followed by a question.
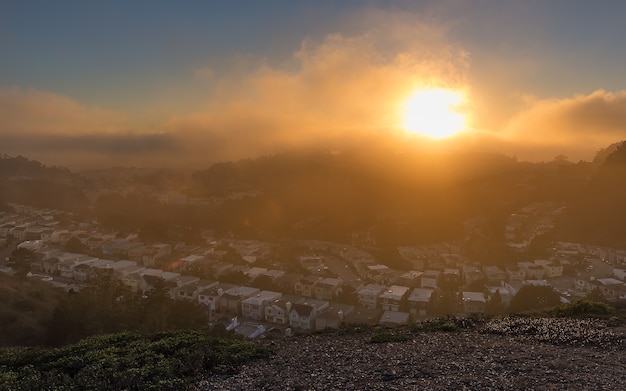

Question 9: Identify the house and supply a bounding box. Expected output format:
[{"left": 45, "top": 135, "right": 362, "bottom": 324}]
[
  {"left": 534, "top": 260, "right": 563, "bottom": 278},
  {"left": 314, "top": 302, "right": 355, "bottom": 331},
  {"left": 462, "top": 266, "right": 484, "bottom": 286},
  {"left": 72, "top": 258, "right": 111, "bottom": 281},
  {"left": 366, "top": 264, "right": 396, "bottom": 285},
  {"left": 233, "top": 322, "right": 267, "bottom": 339},
  {"left": 589, "top": 278, "right": 626, "bottom": 300},
  {"left": 421, "top": 270, "right": 440, "bottom": 289},
  {"left": 356, "top": 284, "right": 386, "bottom": 309},
  {"left": 295, "top": 275, "right": 321, "bottom": 297},
  {"left": 219, "top": 286, "right": 260, "bottom": 315},
  {"left": 274, "top": 273, "right": 304, "bottom": 294},
  {"left": 393, "top": 270, "right": 424, "bottom": 288},
  {"left": 57, "top": 253, "right": 98, "bottom": 278},
  {"left": 198, "top": 282, "right": 237, "bottom": 312},
  {"left": 244, "top": 267, "right": 268, "bottom": 280},
  {"left": 483, "top": 266, "right": 506, "bottom": 283},
  {"left": 174, "top": 280, "right": 218, "bottom": 301},
  {"left": 141, "top": 243, "right": 172, "bottom": 267},
  {"left": 343, "top": 307, "right": 380, "bottom": 326},
  {"left": 379, "top": 311, "right": 410, "bottom": 327},
  {"left": 379, "top": 285, "right": 410, "bottom": 312},
  {"left": 506, "top": 267, "right": 526, "bottom": 281},
  {"left": 120, "top": 268, "right": 158, "bottom": 293},
  {"left": 407, "top": 288, "right": 433, "bottom": 318},
  {"left": 314, "top": 277, "right": 343, "bottom": 300},
  {"left": 263, "top": 269, "right": 286, "bottom": 281},
  {"left": 265, "top": 296, "right": 305, "bottom": 325},
  {"left": 614, "top": 268, "right": 626, "bottom": 281},
  {"left": 462, "top": 291, "right": 486, "bottom": 314},
  {"left": 289, "top": 299, "right": 329, "bottom": 330},
  {"left": 442, "top": 268, "right": 462, "bottom": 287},
  {"left": 241, "top": 290, "right": 282, "bottom": 320}
]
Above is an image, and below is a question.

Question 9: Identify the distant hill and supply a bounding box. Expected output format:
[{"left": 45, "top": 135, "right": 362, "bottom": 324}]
[
  {"left": 555, "top": 141, "right": 626, "bottom": 247},
  {"left": 0, "top": 154, "right": 89, "bottom": 211}
]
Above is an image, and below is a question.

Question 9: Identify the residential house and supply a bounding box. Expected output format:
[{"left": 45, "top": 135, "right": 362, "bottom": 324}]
[
  {"left": 442, "top": 268, "right": 462, "bottom": 288},
  {"left": 407, "top": 288, "right": 434, "bottom": 318},
  {"left": 483, "top": 266, "right": 507, "bottom": 283},
  {"left": 614, "top": 268, "right": 626, "bottom": 281},
  {"left": 241, "top": 290, "right": 282, "bottom": 320},
  {"left": 274, "top": 273, "right": 304, "bottom": 294},
  {"left": 366, "top": 264, "right": 397, "bottom": 285},
  {"left": 462, "top": 291, "right": 486, "bottom": 314},
  {"left": 294, "top": 275, "right": 321, "bottom": 297},
  {"left": 289, "top": 299, "right": 329, "bottom": 330},
  {"left": 379, "top": 285, "right": 410, "bottom": 312},
  {"left": 265, "top": 297, "right": 301, "bottom": 325},
  {"left": 343, "top": 307, "right": 380, "bottom": 326},
  {"left": 198, "top": 282, "right": 237, "bottom": 312},
  {"left": 379, "top": 311, "right": 410, "bottom": 327},
  {"left": 421, "top": 270, "right": 440, "bottom": 289},
  {"left": 220, "top": 286, "right": 260, "bottom": 315},
  {"left": 314, "top": 277, "right": 343, "bottom": 300},
  {"left": 462, "top": 266, "right": 484, "bottom": 286},
  {"left": 141, "top": 243, "right": 172, "bottom": 267},
  {"left": 534, "top": 259, "right": 563, "bottom": 278},
  {"left": 356, "top": 284, "right": 386, "bottom": 309},
  {"left": 245, "top": 267, "right": 268, "bottom": 280},
  {"left": 506, "top": 267, "right": 526, "bottom": 281},
  {"left": 174, "top": 280, "right": 218, "bottom": 302},
  {"left": 314, "top": 302, "right": 355, "bottom": 330},
  {"left": 57, "top": 253, "right": 98, "bottom": 278},
  {"left": 72, "top": 258, "right": 112, "bottom": 282},
  {"left": 392, "top": 270, "right": 423, "bottom": 288}
]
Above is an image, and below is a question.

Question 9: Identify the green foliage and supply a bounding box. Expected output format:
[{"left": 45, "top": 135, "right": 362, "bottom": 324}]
[
  {"left": 548, "top": 300, "right": 615, "bottom": 318},
  {"left": 0, "top": 330, "right": 272, "bottom": 391},
  {"left": 369, "top": 332, "right": 411, "bottom": 343},
  {"left": 46, "top": 277, "right": 208, "bottom": 345},
  {"left": 412, "top": 317, "right": 465, "bottom": 332},
  {"left": 509, "top": 284, "right": 562, "bottom": 314}
]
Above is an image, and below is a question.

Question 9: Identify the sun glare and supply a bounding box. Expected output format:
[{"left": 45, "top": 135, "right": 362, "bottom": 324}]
[{"left": 401, "top": 88, "right": 467, "bottom": 139}]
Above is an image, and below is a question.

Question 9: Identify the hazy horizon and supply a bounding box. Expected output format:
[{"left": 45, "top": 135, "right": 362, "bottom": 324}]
[{"left": 2, "top": 1, "right": 626, "bottom": 169}]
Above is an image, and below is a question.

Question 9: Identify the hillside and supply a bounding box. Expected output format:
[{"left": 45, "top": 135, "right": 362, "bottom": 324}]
[
  {"left": 202, "top": 318, "right": 625, "bottom": 390},
  {"left": 0, "top": 272, "right": 64, "bottom": 346}
]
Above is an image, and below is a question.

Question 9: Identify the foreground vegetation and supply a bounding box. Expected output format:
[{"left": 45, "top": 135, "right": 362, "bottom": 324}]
[{"left": 0, "top": 330, "right": 272, "bottom": 391}]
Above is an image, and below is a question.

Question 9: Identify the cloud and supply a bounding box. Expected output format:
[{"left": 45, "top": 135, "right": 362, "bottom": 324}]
[
  {"left": 497, "top": 90, "right": 626, "bottom": 161},
  {"left": 0, "top": 87, "right": 179, "bottom": 168},
  {"left": 167, "top": 17, "right": 470, "bottom": 164},
  {"left": 0, "top": 87, "right": 126, "bottom": 135},
  {"left": 1, "top": 13, "right": 472, "bottom": 168}
]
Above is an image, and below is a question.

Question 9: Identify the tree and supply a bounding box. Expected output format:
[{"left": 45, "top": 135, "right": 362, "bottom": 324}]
[
  {"left": 7, "top": 248, "right": 38, "bottom": 276},
  {"left": 64, "top": 237, "right": 90, "bottom": 254},
  {"left": 509, "top": 284, "right": 561, "bottom": 313},
  {"left": 485, "top": 290, "right": 506, "bottom": 316}
]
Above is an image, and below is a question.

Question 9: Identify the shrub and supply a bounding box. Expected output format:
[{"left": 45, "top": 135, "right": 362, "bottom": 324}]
[
  {"left": 549, "top": 300, "right": 615, "bottom": 318},
  {"left": 0, "top": 330, "right": 272, "bottom": 390}
]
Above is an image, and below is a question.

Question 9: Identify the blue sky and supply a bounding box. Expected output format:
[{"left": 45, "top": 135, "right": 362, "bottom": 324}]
[{"left": 1, "top": 0, "right": 626, "bottom": 168}]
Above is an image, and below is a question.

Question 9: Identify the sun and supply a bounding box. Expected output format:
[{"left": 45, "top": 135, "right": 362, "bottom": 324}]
[{"left": 401, "top": 88, "right": 467, "bottom": 139}]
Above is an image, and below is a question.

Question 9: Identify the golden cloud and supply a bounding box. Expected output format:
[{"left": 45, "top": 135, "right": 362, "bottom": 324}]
[{"left": 499, "top": 90, "right": 626, "bottom": 161}]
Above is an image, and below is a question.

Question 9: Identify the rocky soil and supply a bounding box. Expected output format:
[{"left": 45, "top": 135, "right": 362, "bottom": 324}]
[{"left": 198, "top": 318, "right": 625, "bottom": 391}]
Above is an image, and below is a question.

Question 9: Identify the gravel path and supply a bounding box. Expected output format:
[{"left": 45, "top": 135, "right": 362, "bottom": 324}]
[{"left": 198, "top": 318, "right": 626, "bottom": 390}]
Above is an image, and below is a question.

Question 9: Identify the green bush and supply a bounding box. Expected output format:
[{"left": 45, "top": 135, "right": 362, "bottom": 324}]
[
  {"left": 0, "top": 330, "right": 272, "bottom": 390},
  {"left": 549, "top": 300, "right": 615, "bottom": 318}
]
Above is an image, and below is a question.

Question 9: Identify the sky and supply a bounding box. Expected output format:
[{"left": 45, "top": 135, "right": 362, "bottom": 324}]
[{"left": 1, "top": 0, "right": 626, "bottom": 169}]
